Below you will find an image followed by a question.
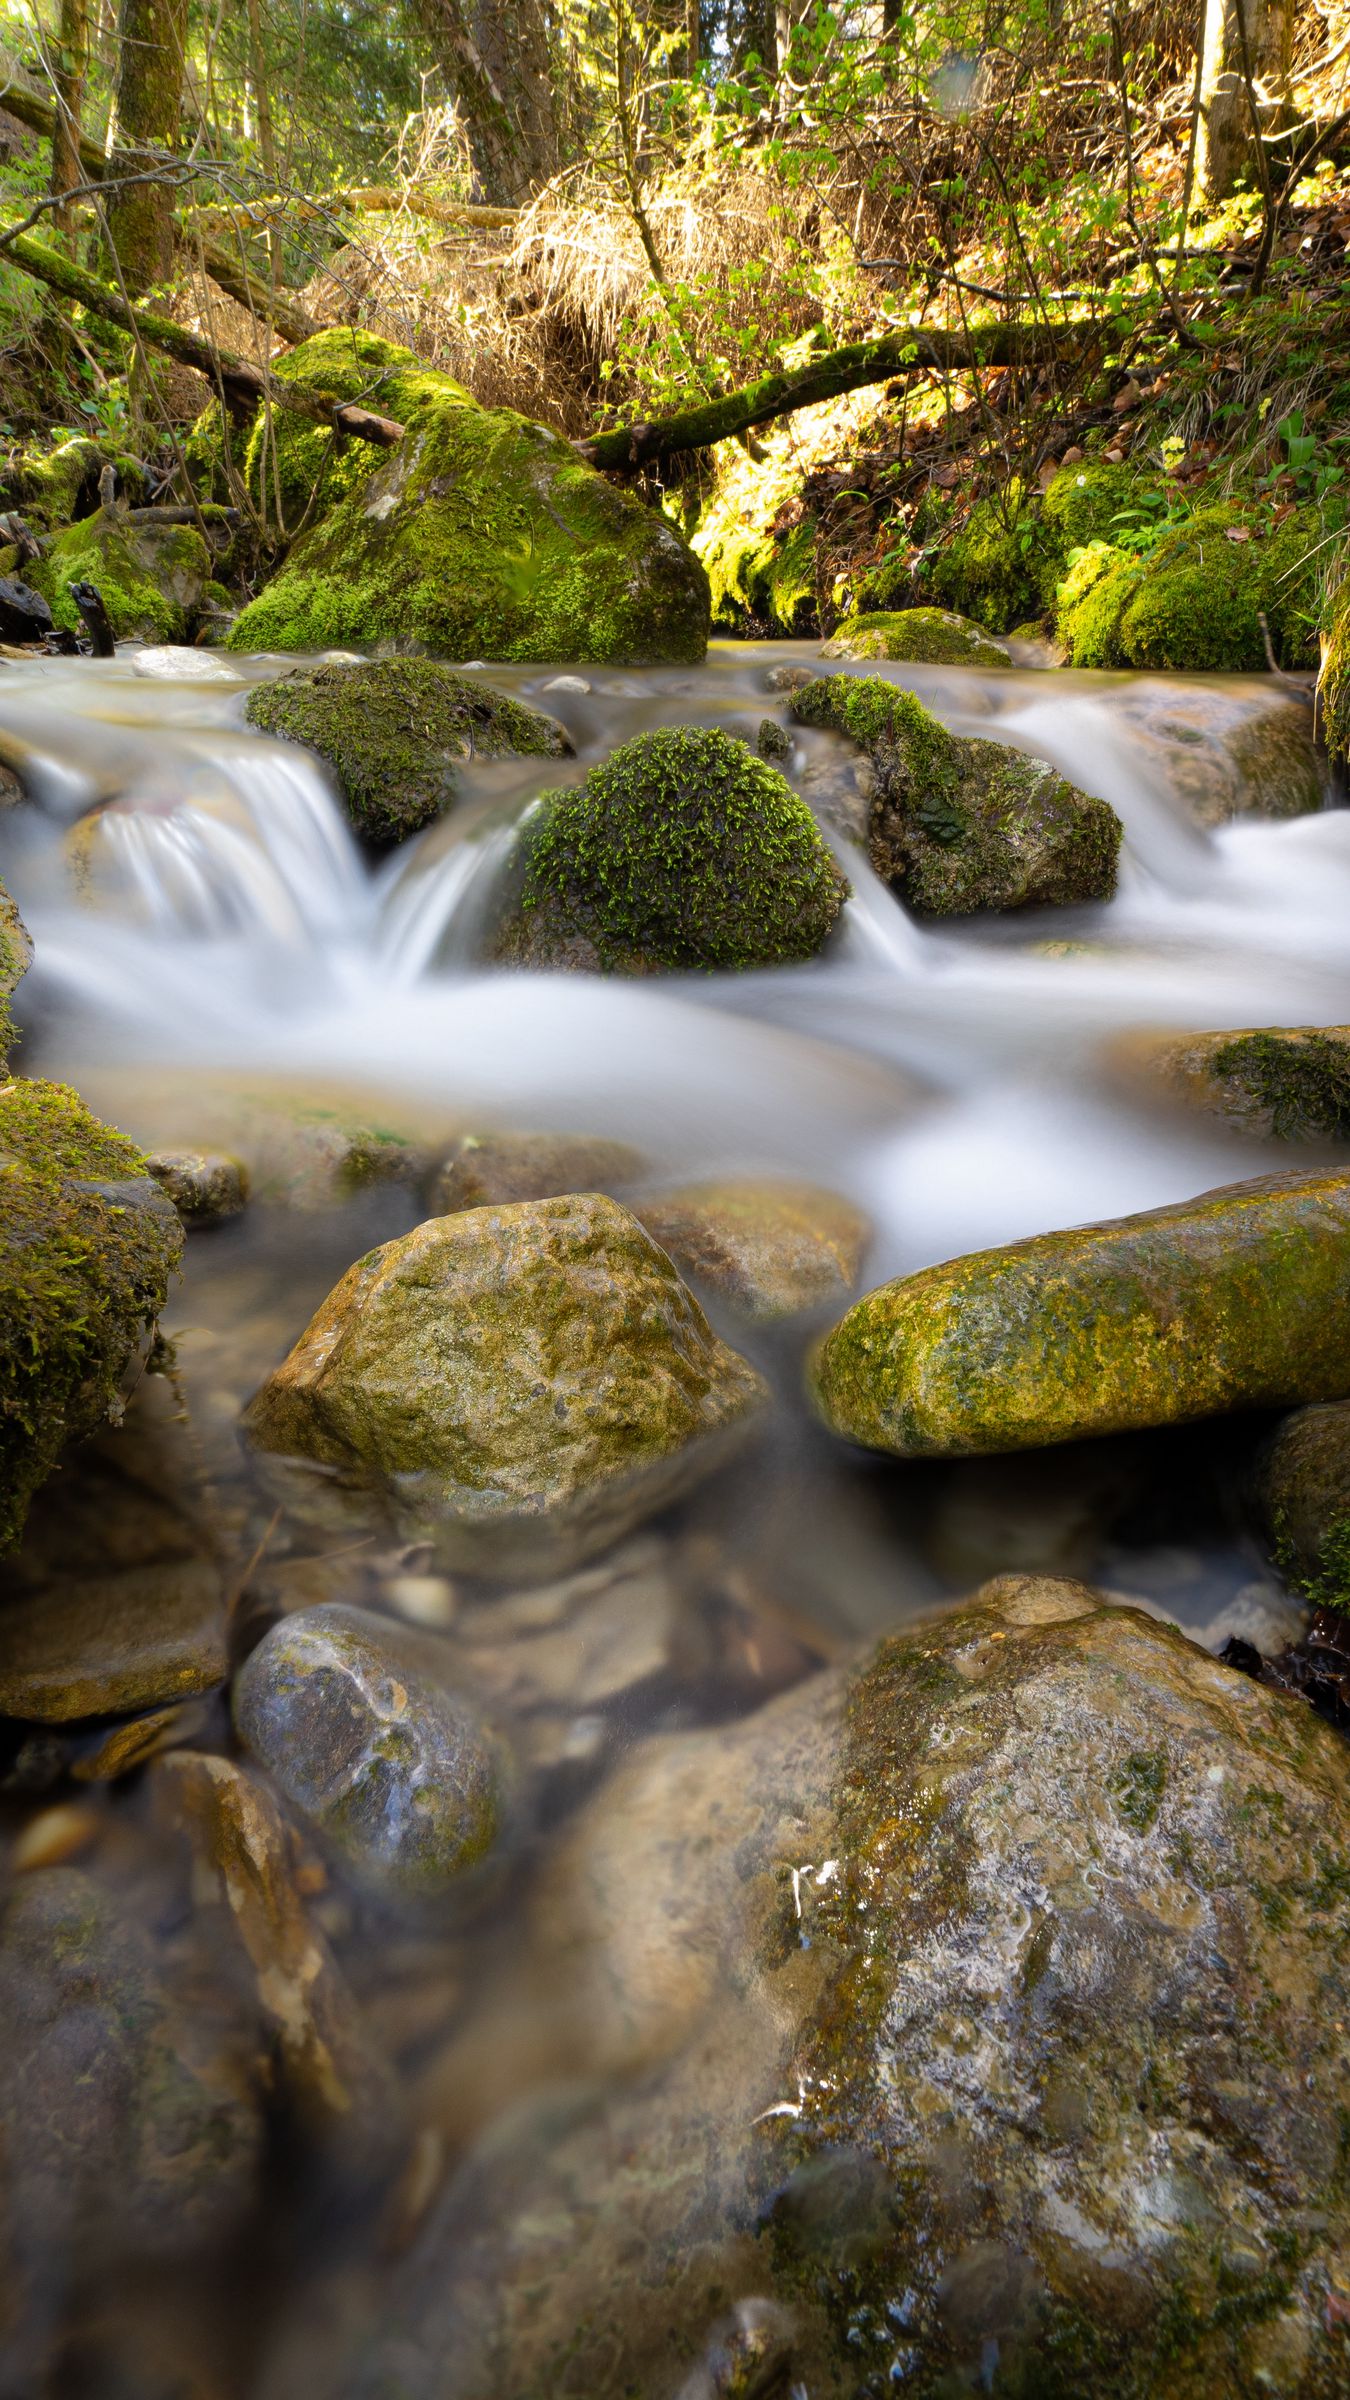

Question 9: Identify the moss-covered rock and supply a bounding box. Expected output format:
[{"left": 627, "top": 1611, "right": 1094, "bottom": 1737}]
[
  {"left": 29, "top": 508, "right": 213, "bottom": 643},
  {"left": 430, "top": 1129, "right": 646, "bottom": 1214},
  {"left": 243, "top": 1191, "right": 766, "bottom": 1575},
  {"left": 1114, "top": 1024, "right": 1350, "bottom": 1142},
  {"left": 336, "top": 1576, "right": 1350, "bottom": 2400},
  {"left": 223, "top": 330, "right": 710, "bottom": 662},
  {"left": 495, "top": 726, "right": 848, "bottom": 972},
  {"left": 1, "top": 435, "right": 108, "bottom": 529},
  {"left": 1257, "top": 1398, "right": 1350, "bottom": 1607},
  {"left": 687, "top": 443, "right": 820, "bottom": 634},
  {"left": 792, "top": 673, "right": 1120, "bottom": 914},
  {"left": 819, "top": 606, "right": 1006, "bottom": 665},
  {"left": 244, "top": 659, "right": 570, "bottom": 846},
  {"left": 633, "top": 1178, "right": 871, "bottom": 1323},
  {"left": 146, "top": 1146, "right": 249, "bottom": 1225},
  {"left": 926, "top": 479, "right": 1053, "bottom": 632},
  {"left": 812, "top": 1165, "right": 1350, "bottom": 1457},
  {"left": 0, "top": 873, "right": 33, "bottom": 1062},
  {"left": 234, "top": 1603, "right": 505, "bottom": 1896},
  {"left": 1057, "top": 502, "right": 1323, "bottom": 672},
  {"left": 0, "top": 1078, "right": 184, "bottom": 1550},
  {"left": 1320, "top": 582, "right": 1350, "bottom": 765},
  {"left": 1115, "top": 684, "right": 1326, "bottom": 826}
]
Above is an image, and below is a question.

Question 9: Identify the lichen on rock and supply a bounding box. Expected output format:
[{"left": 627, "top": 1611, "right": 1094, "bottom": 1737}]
[
  {"left": 494, "top": 725, "right": 849, "bottom": 972},
  {"left": 244, "top": 658, "right": 570, "bottom": 846},
  {"left": 792, "top": 673, "right": 1120, "bottom": 914},
  {"left": 820, "top": 606, "right": 1007, "bottom": 665}
]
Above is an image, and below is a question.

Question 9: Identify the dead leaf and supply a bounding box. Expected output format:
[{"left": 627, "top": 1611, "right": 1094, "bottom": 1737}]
[{"left": 1224, "top": 525, "right": 1252, "bottom": 543}]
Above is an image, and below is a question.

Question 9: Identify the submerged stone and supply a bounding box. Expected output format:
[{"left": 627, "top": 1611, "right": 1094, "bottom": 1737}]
[
  {"left": 1115, "top": 684, "right": 1325, "bottom": 826},
  {"left": 146, "top": 1146, "right": 249, "bottom": 1224},
  {"left": 1113, "top": 1023, "right": 1350, "bottom": 1143},
  {"left": 326, "top": 1577, "right": 1350, "bottom": 2400},
  {"left": 0, "top": 1078, "right": 183, "bottom": 1551},
  {"left": 634, "top": 1177, "right": 871, "bottom": 1323},
  {"left": 494, "top": 725, "right": 848, "bottom": 972},
  {"left": 792, "top": 673, "right": 1119, "bottom": 914},
  {"left": 233, "top": 1603, "right": 504, "bottom": 1895},
  {"left": 820, "top": 606, "right": 1006, "bottom": 665},
  {"left": 29, "top": 509, "right": 213, "bottom": 643},
  {"left": 242, "top": 1192, "right": 767, "bottom": 1574},
  {"left": 430, "top": 1129, "right": 646, "bottom": 1214},
  {"left": 1258, "top": 1397, "right": 1350, "bottom": 1607},
  {"left": 0, "top": 1558, "right": 227, "bottom": 1721},
  {"left": 223, "top": 330, "right": 710, "bottom": 662},
  {"left": 244, "top": 659, "right": 570, "bottom": 847},
  {"left": 812, "top": 1166, "right": 1350, "bottom": 1457}
]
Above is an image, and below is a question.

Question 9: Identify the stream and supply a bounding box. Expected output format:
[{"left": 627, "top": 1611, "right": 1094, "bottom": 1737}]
[{"left": 0, "top": 637, "right": 1347, "bottom": 2395}]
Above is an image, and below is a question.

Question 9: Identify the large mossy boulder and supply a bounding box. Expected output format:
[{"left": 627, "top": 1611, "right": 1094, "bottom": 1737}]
[
  {"left": 221, "top": 330, "right": 710, "bottom": 662},
  {"left": 0, "top": 1078, "right": 184, "bottom": 1550},
  {"left": 922, "top": 462, "right": 1140, "bottom": 634},
  {"left": 244, "top": 659, "right": 570, "bottom": 845},
  {"left": 812, "top": 1166, "right": 1350, "bottom": 1458},
  {"left": 1258, "top": 1398, "right": 1350, "bottom": 1607},
  {"left": 792, "top": 674, "right": 1120, "bottom": 914},
  {"left": 29, "top": 507, "right": 213, "bottom": 643},
  {"left": 1113, "top": 1024, "right": 1350, "bottom": 1143},
  {"left": 243, "top": 1190, "right": 766, "bottom": 1575},
  {"left": 820, "top": 606, "right": 1006, "bottom": 665},
  {"left": 493, "top": 725, "right": 849, "bottom": 972},
  {"left": 1057, "top": 501, "right": 1322, "bottom": 672},
  {"left": 325, "top": 1576, "right": 1350, "bottom": 2400}
]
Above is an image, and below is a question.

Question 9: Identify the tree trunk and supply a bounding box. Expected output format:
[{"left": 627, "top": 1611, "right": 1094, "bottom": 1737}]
[
  {"left": 106, "top": 0, "right": 190, "bottom": 291},
  {"left": 410, "top": 0, "right": 557, "bottom": 202},
  {"left": 1196, "top": 0, "right": 1292, "bottom": 203},
  {"left": 51, "top": 0, "right": 90, "bottom": 243}
]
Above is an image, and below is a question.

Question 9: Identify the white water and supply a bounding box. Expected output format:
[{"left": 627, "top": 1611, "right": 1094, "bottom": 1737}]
[{"left": 1, "top": 638, "right": 1347, "bottom": 1290}]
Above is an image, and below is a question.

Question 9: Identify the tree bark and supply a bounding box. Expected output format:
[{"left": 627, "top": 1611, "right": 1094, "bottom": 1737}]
[
  {"left": 1196, "top": 0, "right": 1293, "bottom": 203},
  {"left": 577, "top": 319, "right": 1124, "bottom": 472},
  {"left": 106, "top": 0, "right": 190, "bottom": 290},
  {"left": 411, "top": 0, "right": 557, "bottom": 202},
  {"left": 50, "top": 0, "right": 89, "bottom": 243}
]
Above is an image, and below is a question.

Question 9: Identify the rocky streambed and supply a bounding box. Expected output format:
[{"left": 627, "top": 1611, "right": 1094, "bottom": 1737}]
[{"left": 2, "top": 635, "right": 1350, "bottom": 2396}]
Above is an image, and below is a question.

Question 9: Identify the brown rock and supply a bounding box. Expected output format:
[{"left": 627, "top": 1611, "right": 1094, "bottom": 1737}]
[
  {"left": 429, "top": 1129, "right": 645, "bottom": 1214},
  {"left": 635, "top": 1177, "right": 870, "bottom": 1322},
  {"left": 0, "top": 1558, "right": 227, "bottom": 1721}
]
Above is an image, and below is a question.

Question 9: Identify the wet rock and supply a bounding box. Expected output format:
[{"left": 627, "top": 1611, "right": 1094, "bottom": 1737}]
[
  {"left": 244, "top": 659, "right": 570, "bottom": 847},
  {"left": 73, "top": 1698, "right": 212, "bottom": 1780},
  {"left": 756, "top": 716, "right": 792, "bottom": 759},
  {"left": 0, "top": 870, "right": 32, "bottom": 1055},
  {"left": 792, "top": 674, "right": 1120, "bottom": 914},
  {"left": 634, "top": 1177, "right": 870, "bottom": 1323},
  {"left": 763, "top": 662, "right": 815, "bottom": 693},
  {"left": 328, "top": 1576, "right": 1350, "bottom": 2400},
  {"left": 0, "top": 574, "right": 53, "bottom": 644},
  {"left": 30, "top": 510, "right": 213, "bottom": 644},
  {"left": 813, "top": 1166, "right": 1350, "bottom": 1457},
  {"left": 820, "top": 606, "right": 1007, "bottom": 665},
  {"left": 0, "top": 1077, "right": 183, "bottom": 1551},
  {"left": 429, "top": 1128, "right": 645, "bottom": 1214},
  {"left": 233, "top": 1603, "right": 504, "bottom": 1896},
  {"left": 1257, "top": 1397, "right": 1350, "bottom": 1605},
  {"left": 0, "top": 1557, "right": 226, "bottom": 1721},
  {"left": 146, "top": 1146, "right": 249, "bottom": 1224},
  {"left": 1110, "top": 1023, "right": 1350, "bottom": 1143},
  {"left": 1115, "top": 685, "right": 1326, "bottom": 826},
  {"left": 492, "top": 726, "right": 848, "bottom": 972},
  {"left": 243, "top": 1193, "right": 767, "bottom": 1574},
  {"left": 0, "top": 1864, "right": 262, "bottom": 2390}
]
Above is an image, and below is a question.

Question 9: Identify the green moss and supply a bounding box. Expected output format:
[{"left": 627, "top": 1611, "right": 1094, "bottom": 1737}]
[
  {"left": 29, "top": 512, "right": 212, "bottom": 642},
  {"left": 1059, "top": 503, "right": 1324, "bottom": 672},
  {"left": 927, "top": 480, "right": 1052, "bottom": 633},
  {"left": 244, "top": 659, "right": 570, "bottom": 845},
  {"left": 224, "top": 334, "right": 710, "bottom": 663},
  {"left": 1109, "top": 1747, "right": 1167, "bottom": 1831},
  {"left": 1040, "top": 460, "right": 1146, "bottom": 557},
  {"left": 1209, "top": 1031, "right": 1350, "bottom": 1141},
  {"left": 2, "top": 436, "right": 103, "bottom": 529},
  {"left": 501, "top": 726, "right": 848, "bottom": 973},
  {"left": 0, "top": 878, "right": 32, "bottom": 1065},
  {"left": 821, "top": 607, "right": 1006, "bottom": 665},
  {"left": 1319, "top": 584, "right": 1350, "bottom": 765},
  {"left": 0, "top": 1078, "right": 183, "bottom": 1550}
]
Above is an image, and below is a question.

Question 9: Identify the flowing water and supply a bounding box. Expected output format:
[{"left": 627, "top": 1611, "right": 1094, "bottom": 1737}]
[{"left": 0, "top": 638, "right": 1345, "bottom": 2395}]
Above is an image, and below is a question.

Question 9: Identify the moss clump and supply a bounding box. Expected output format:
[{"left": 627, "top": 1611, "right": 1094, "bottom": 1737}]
[
  {"left": 0, "top": 1078, "right": 183, "bottom": 1550},
  {"left": 1320, "top": 583, "right": 1350, "bottom": 765},
  {"left": 499, "top": 726, "right": 848, "bottom": 973},
  {"left": 0, "top": 436, "right": 145, "bottom": 530},
  {"left": 223, "top": 333, "right": 710, "bottom": 663},
  {"left": 29, "top": 512, "right": 212, "bottom": 642},
  {"left": 1058, "top": 503, "right": 1323, "bottom": 671},
  {"left": 244, "top": 659, "right": 571, "bottom": 846},
  {"left": 820, "top": 607, "right": 1006, "bottom": 665},
  {"left": 926, "top": 480, "right": 1052, "bottom": 632},
  {"left": 1040, "top": 459, "right": 1145, "bottom": 555},
  {"left": 792, "top": 674, "right": 1120, "bottom": 915},
  {"left": 688, "top": 444, "right": 820, "bottom": 634},
  {"left": 1260, "top": 1399, "right": 1350, "bottom": 1607},
  {"left": 1209, "top": 1030, "right": 1350, "bottom": 1141},
  {"left": 0, "top": 878, "right": 33, "bottom": 1064}
]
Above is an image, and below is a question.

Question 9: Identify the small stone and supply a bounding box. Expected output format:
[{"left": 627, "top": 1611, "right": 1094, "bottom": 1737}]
[
  {"left": 763, "top": 662, "right": 814, "bottom": 692},
  {"left": 384, "top": 1573, "right": 458, "bottom": 1628},
  {"left": 0, "top": 1558, "right": 227, "bottom": 1722},
  {"left": 11, "top": 1804, "right": 99, "bottom": 1873},
  {"left": 1108, "top": 1024, "right": 1350, "bottom": 1142},
  {"left": 540, "top": 675, "right": 591, "bottom": 694},
  {"left": 131, "top": 647, "right": 242, "bottom": 681},
  {"left": 146, "top": 1147, "right": 249, "bottom": 1224},
  {"left": 430, "top": 1129, "right": 646, "bottom": 1214},
  {"left": 233, "top": 1603, "right": 506, "bottom": 1895},
  {"left": 756, "top": 717, "right": 792, "bottom": 759},
  {"left": 819, "top": 606, "right": 1007, "bottom": 666},
  {"left": 635, "top": 1177, "right": 871, "bottom": 1323},
  {"left": 72, "top": 1698, "right": 212, "bottom": 1781}
]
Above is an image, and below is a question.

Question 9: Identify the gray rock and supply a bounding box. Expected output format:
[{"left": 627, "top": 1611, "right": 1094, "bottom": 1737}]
[{"left": 429, "top": 1129, "right": 645, "bottom": 1215}]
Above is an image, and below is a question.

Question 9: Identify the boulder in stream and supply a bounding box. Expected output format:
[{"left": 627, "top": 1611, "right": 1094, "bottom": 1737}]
[
  {"left": 316, "top": 1576, "right": 1350, "bottom": 2400},
  {"left": 429, "top": 1128, "right": 646, "bottom": 1213},
  {"left": 493, "top": 725, "right": 848, "bottom": 972},
  {"left": 820, "top": 606, "right": 1007, "bottom": 665},
  {"left": 244, "top": 658, "right": 571, "bottom": 847},
  {"left": 792, "top": 673, "right": 1120, "bottom": 914},
  {"left": 0, "top": 871, "right": 33, "bottom": 1055},
  {"left": 812, "top": 1165, "right": 1350, "bottom": 1458},
  {"left": 1108, "top": 1024, "right": 1350, "bottom": 1143},
  {"left": 1114, "top": 683, "right": 1325, "bottom": 826},
  {"left": 1257, "top": 1397, "right": 1350, "bottom": 1606},
  {"left": 29, "top": 508, "right": 213, "bottom": 643},
  {"left": 0, "top": 1077, "right": 183, "bottom": 1551},
  {"left": 634, "top": 1176, "right": 871, "bottom": 1322},
  {"left": 221, "top": 330, "right": 710, "bottom": 662},
  {"left": 242, "top": 1191, "right": 767, "bottom": 1574}
]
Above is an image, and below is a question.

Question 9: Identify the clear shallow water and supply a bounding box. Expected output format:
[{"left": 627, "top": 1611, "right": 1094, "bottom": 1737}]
[{"left": 0, "top": 637, "right": 1342, "bottom": 2393}]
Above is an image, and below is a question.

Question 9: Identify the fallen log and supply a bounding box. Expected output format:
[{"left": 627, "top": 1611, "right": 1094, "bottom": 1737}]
[
  {"left": 3, "top": 231, "right": 404, "bottom": 444},
  {"left": 577, "top": 317, "right": 1137, "bottom": 472}
]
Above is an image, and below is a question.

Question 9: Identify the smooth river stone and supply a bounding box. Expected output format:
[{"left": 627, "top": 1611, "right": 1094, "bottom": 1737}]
[
  {"left": 0, "top": 1558, "right": 227, "bottom": 1721},
  {"left": 146, "top": 1146, "right": 249, "bottom": 1224},
  {"left": 812, "top": 1167, "right": 1350, "bottom": 1456},
  {"left": 634, "top": 1177, "right": 870, "bottom": 1323},
  {"left": 233, "top": 1603, "right": 504, "bottom": 1896},
  {"left": 243, "top": 1192, "right": 767, "bottom": 1575},
  {"left": 429, "top": 1129, "right": 646, "bottom": 1214}
]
